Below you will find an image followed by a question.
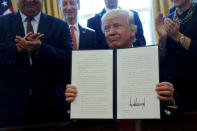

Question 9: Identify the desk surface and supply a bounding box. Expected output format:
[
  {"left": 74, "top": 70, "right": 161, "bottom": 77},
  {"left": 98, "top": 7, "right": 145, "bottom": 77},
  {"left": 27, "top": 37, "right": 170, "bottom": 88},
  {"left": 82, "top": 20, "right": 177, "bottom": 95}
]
[{"left": 1, "top": 112, "right": 197, "bottom": 131}]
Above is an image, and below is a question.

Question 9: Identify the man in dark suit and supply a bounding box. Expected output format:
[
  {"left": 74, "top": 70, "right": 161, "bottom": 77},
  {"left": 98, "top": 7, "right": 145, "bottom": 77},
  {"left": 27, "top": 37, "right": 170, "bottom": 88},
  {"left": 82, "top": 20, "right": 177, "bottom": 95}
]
[
  {"left": 58, "top": 0, "right": 99, "bottom": 50},
  {"left": 65, "top": 9, "right": 175, "bottom": 130},
  {"left": 0, "top": 0, "right": 73, "bottom": 127},
  {"left": 87, "top": 0, "right": 146, "bottom": 48}
]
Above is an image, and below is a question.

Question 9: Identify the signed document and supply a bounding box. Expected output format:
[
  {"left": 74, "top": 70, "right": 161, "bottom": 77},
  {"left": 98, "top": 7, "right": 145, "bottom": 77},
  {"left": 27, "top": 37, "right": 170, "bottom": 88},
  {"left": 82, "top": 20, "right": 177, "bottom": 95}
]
[
  {"left": 71, "top": 46, "right": 160, "bottom": 119},
  {"left": 117, "top": 46, "right": 160, "bottom": 119}
]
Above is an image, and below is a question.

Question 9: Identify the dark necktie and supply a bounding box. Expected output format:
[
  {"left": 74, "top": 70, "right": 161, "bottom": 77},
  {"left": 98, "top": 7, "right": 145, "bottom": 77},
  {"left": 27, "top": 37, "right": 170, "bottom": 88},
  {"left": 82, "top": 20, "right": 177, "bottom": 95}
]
[
  {"left": 26, "top": 17, "right": 34, "bottom": 96},
  {"left": 26, "top": 17, "right": 34, "bottom": 66},
  {"left": 27, "top": 17, "right": 34, "bottom": 34}
]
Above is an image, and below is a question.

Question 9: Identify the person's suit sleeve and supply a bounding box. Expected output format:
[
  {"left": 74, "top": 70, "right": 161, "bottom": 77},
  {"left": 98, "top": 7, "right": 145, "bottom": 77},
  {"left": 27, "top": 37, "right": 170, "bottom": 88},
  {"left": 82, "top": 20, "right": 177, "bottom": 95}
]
[
  {"left": 38, "top": 21, "right": 73, "bottom": 67},
  {"left": 91, "top": 31, "right": 100, "bottom": 49},
  {"left": 187, "top": 39, "right": 197, "bottom": 59},
  {"left": 0, "top": 17, "right": 17, "bottom": 64},
  {"left": 87, "top": 17, "right": 96, "bottom": 31},
  {"left": 87, "top": 16, "right": 109, "bottom": 49},
  {"left": 133, "top": 11, "right": 146, "bottom": 47}
]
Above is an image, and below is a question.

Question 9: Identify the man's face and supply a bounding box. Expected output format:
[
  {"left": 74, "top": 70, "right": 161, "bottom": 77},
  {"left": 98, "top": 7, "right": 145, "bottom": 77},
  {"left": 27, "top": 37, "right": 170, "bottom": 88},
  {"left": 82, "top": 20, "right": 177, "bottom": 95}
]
[
  {"left": 60, "top": 0, "right": 79, "bottom": 22},
  {"left": 104, "top": 17, "right": 136, "bottom": 48},
  {"left": 171, "top": 0, "right": 190, "bottom": 7},
  {"left": 104, "top": 0, "right": 118, "bottom": 9},
  {"left": 17, "top": 0, "right": 43, "bottom": 17}
]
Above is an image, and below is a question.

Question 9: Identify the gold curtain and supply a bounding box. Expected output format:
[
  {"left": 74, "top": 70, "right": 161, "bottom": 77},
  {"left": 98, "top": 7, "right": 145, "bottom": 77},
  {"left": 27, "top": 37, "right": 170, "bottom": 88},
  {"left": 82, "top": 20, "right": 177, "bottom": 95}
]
[
  {"left": 11, "top": 0, "right": 17, "bottom": 11},
  {"left": 152, "top": 0, "right": 173, "bottom": 43},
  {"left": 11, "top": 0, "right": 63, "bottom": 19}
]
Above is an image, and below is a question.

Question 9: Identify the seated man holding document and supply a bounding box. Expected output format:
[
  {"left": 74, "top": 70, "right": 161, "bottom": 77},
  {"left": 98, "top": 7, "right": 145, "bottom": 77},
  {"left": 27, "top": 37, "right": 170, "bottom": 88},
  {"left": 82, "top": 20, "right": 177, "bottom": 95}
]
[{"left": 65, "top": 9, "right": 175, "bottom": 130}]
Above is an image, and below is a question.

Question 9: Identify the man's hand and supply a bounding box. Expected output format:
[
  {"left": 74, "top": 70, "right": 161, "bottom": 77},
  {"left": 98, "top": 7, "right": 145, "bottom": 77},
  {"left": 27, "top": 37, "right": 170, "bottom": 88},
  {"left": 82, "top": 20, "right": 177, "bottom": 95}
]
[
  {"left": 65, "top": 84, "right": 78, "bottom": 102},
  {"left": 24, "top": 32, "right": 44, "bottom": 41},
  {"left": 156, "top": 82, "right": 174, "bottom": 103},
  {"left": 15, "top": 33, "right": 44, "bottom": 52},
  {"left": 164, "top": 18, "right": 180, "bottom": 41},
  {"left": 155, "top": 13, "right": 167, "bottom": 39}
]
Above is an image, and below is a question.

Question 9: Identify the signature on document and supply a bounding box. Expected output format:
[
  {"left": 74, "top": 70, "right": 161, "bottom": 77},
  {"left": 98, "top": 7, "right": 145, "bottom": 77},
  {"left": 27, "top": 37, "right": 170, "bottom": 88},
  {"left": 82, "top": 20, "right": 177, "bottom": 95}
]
[{"left": 129, "top": 96, "right": 145, "bottom": 109}]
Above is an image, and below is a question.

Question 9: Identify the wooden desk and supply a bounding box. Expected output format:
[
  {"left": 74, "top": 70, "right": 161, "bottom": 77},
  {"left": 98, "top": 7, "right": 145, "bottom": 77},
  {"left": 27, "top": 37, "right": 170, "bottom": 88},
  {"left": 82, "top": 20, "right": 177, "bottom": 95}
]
[
  {"left": 141, "top": 112, "right": 197, "bottom": 131},
  {"left": 1, "top": 112, "right": 197, "bottom": 131},
  {"left": 0, "top": 122, "right": 71, "bottom": 131}
]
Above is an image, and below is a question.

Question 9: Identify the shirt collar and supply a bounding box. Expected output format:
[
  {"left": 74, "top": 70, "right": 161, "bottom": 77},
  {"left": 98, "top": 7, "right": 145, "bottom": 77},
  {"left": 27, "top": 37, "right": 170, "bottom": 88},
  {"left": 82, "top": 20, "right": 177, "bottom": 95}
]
[
  {"left": 105, "top": 7, "right": 118, "bottom": 12},
  {"left": 69, "top": 22, "right": 79, "bottom": 32},
  {"left": 19, "top": 11, "right": 41, "bottom": 22}
]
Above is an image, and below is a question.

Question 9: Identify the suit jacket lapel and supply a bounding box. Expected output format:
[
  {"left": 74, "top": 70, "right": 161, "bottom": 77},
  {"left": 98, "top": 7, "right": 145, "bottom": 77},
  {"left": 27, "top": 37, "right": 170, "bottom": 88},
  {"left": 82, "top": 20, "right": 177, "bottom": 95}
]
[
  {"left": 37, "top": 13, "right": 51, "bottom": 36},
  {"left": 78, "top": 24, "right": 87, "bottom": 49},
  {"left": 12, "top": 11, "right": 25, "bottom": 38},
  {"left": 11, "top": 12, "right": 29, "bottom": 64},
  {"left": 99, "top": 8, "right": 106, "bottom": 17}
]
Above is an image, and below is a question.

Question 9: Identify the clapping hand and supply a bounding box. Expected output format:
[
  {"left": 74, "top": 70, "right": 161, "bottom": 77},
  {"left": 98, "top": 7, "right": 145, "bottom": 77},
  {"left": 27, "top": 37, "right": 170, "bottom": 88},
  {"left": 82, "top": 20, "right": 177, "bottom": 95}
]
[
  {"left": 15, "top": 32, "right": 44, "bottom": 52},
  {"left": 164, "top": 18, "right": 181, "bottom": 41},
  {"left": 155, "top": 13, "right": 167, "bottom": 39}
]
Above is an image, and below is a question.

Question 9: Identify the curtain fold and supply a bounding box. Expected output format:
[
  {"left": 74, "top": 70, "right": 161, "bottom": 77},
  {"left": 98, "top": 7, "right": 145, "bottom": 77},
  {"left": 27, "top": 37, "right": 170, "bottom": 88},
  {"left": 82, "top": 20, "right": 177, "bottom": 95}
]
[
  {"left": 11, "top": 0, "right": 17, "bottom": 11},
  {"left": 11, "top": 0, "right": 63, "bottom": 19},
  {"left": 152, "top": 0, "right": 173, "bottom": 43}
]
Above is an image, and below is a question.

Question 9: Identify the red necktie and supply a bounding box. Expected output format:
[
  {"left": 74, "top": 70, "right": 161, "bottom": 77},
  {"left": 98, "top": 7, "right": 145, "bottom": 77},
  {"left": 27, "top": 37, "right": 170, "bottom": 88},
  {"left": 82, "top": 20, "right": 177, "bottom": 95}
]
[{"left": 70, "top": 25, "right": 77, "bottom": 50}]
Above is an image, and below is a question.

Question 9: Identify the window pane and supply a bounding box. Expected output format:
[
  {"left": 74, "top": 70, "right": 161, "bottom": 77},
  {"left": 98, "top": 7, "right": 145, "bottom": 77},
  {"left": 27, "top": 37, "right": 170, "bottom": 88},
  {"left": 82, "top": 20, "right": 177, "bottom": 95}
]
[{"left": 119, "top": 0, "right": 151, "bottom": 9}]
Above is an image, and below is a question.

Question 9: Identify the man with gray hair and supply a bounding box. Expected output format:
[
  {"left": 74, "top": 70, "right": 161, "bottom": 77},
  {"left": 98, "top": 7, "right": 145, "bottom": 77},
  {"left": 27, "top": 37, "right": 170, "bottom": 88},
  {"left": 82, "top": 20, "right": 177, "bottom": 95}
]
[
  {"left": 101, "top": 8, "right": 174, "bottom": 104},
  {"left": 101, "top": 9, "right": 136, "bottom": 48},
  {"left": 65, "top": 9, "right": 175, "bottom": 130},
  {"left": 87, "top": 0, "right": 146, "bottom": 49}
]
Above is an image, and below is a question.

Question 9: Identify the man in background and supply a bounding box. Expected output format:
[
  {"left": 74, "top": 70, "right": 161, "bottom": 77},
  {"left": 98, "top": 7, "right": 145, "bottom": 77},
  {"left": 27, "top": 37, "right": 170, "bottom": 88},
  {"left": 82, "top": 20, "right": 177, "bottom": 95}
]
[
  {"left": 58, "top": 0, "right": 99, "bottom": 50},
  {"left": 0, "top": 0, "right": 72, "bottom": 127},
  {"left": 87, "top": 0, "right": 146, "bottom": 49},
  {"left": 168, "top": 0, "right": 196, "bottom": 14}
]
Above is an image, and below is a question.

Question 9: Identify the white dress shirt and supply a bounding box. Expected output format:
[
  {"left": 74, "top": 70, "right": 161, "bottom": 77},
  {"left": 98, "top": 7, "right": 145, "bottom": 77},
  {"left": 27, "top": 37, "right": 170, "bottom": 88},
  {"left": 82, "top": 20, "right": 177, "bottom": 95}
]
[
  {"left": 105, "top": 7, "right": 118, "bottom": 12},
  {"left": 19, "top": 11, "right": 41, "bottom": 34}
]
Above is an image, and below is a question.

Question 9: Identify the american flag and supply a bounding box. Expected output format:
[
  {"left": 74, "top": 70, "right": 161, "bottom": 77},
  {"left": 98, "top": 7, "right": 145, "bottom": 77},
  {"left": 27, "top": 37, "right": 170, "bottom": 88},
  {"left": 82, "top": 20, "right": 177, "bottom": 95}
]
[{"left": 0, "top": 0, "right": 13, "bottom": 15}]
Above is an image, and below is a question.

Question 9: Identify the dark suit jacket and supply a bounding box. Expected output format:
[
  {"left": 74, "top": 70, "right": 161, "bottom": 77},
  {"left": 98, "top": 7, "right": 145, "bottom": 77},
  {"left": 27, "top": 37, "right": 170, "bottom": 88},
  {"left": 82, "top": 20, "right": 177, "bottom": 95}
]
[
  {"left": 78, "top": 24, "right": 99, "bottom": 49},
  {"left": 0, "top": 12, "right": 73, "bottom": 127},
  {"left": 87, "top": 8, "right": 146, "bottom": 48}
]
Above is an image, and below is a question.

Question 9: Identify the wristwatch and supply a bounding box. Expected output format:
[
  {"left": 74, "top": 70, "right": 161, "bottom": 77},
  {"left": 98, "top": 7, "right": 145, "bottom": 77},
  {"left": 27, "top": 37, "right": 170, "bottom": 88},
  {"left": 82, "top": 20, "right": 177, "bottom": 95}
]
[{"left": 178, "top": 35, "right": 185, "bottom": 45}]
